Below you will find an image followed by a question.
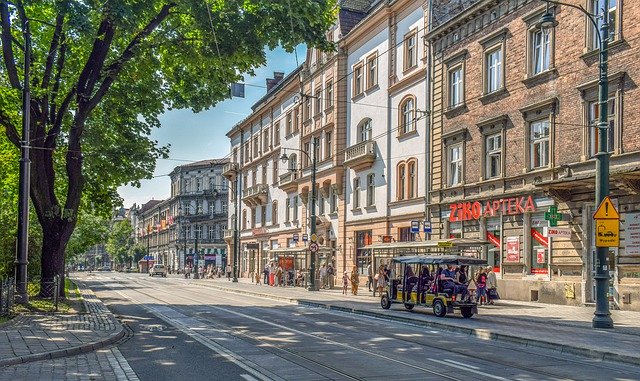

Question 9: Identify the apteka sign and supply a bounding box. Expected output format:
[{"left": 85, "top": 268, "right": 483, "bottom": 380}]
[{"left": 449, "top": 195, "right": 536, "bottom": 222}]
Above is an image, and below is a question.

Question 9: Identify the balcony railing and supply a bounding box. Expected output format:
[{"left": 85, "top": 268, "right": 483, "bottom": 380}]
[
  {"left": 242, "top": 184, "right": 269, "bottom": 206},
  {"left": 222, "top": 162, "right": 239, "bottom": 179},
  {"left": 278, "top": 171, "right": 299, "bottom": 192},
  {"left": 344, "top": 140, "right": 377, "bottom": 171}
]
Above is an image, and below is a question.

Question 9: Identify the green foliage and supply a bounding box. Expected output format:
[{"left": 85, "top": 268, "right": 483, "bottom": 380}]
[
  {"left": 106, "top": 219, "right": 135, "bottom": 266},
  {"left": 66, "top": 211, "right": 110, "bottom": 264},
  {"left": 130, "top": 243, "right": 147, "bottom": 265}
]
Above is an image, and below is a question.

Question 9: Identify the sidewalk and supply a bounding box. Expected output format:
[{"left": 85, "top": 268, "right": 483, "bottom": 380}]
[
  {"left": 197, "top": 277, "right": 640, "bottom": 366},
  {"left": 0, "top": 282, "right": 124, "bottom": 367}
]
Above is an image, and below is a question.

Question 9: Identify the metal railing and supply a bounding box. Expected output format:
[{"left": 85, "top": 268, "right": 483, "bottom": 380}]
[
  {"left": 0, "top": 278, "right": 14, "bottom": 316},
  {"left": 26, "top": 275, "right": 61, "bottom": 312}
]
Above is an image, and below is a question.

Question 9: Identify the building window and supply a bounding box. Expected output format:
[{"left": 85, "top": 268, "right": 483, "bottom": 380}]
[
  {"left": 272, "top": 159, "right": 278, "bottom": 184},
  {"left": 367, "top": 53, "right": 378, "bottom": 89},
  {"left": 485, "top": 133, "right": 502, "bottom": 178},
  {"left": 530, "top": 120, "right": 550, "bottom": 169},
  {"left": 588, "top": 97, "right": 616, "bottom": 157},
  {"left": 399, "top": 96, "right": 416, "bottom": 135},
  {"left": 222, "top": 200, "right": 227, "bottom": 214},
  {"left": 353, "top": 177, "right": 360, "bottom": 208},
  {"left": 285, "top": 113, "right": 292, "bottom": 136},
  {"left": 242, "top": 210, "right": 247, "bottom": 230},
  {"left": 196, "top": 178, "right": 202, "bottom": 191},
  {"left": 314, "top": 137, "right": 320, "bottom": 163},
  {"left": 314, "top": 87, "right": 322, "bottom": 115},
  {"left": 408, "top": 159, "right": 417, "bottom": 198},
  {"left": 272, "top": 201, "right": 278, "bottom": 225},
  {"left": 293, "top": 196, "right": 298, "bottom": 221},
  {"left": 325, "top": 132, "right": 332, "bottom": 160},
  {"left": 261, "top": 205, "right": 267, "bottom": 227},
  {"left": 196, "top": 200, "right": 203, "bottom": 214},
  {"left": 448, "top": 67, "right": 463, "bottom": 108},
  {"left": 358, "top": 119, "right": 372, "bottom": 142},
  {"left": 285, "top": 198, "right": 291, "bottom": 222},
  {"left": 263, "top": 129, "right": 269, "bottom": 152},
  {"left": 366, "top": 174, "right": 375, "bottom": 206},
  {"left": 530, "top": 214, "right": 548, "bottom": 272},
  {"left": 252, "top": 167, "right": 257, "bottom": 186},
  {"left": 293, "top": 107, "right": 300, "bottom": 132},
  {"left": 330, "top": 187, "right": 338, "bottom": 213},
  {"left": 274, "top": 123, "right": 280, "bottom": 146},
  {"left": 531, "top": 28, "right": 551, "bottom": 75},
  {"left": 287, "top": 154, "right": 297, "bottom": 172},
  {"left": 253, "top": 137, "right": 259, "bottom": 158},
  {"left": 261, "top": 164, "right": 267, "bottom": 185},
  {"left": 486, "top": 48, "right": 503, "bottom": 93},
  {"left": 208, "top": 225, "right": 215, "bottom": 240},
  {"left": 447, "top": 143, "right": 463, "bottom": 186},
  {"left": 249, "top": 207, "right": 255, "bottom": 228},
  {"left": 398, "top": 227, "right": 415, "bottom": 242},
  {"left": 397, "top": 163, "right": 406, "bottom": 201},
  {"left": 303, "top": 141, "right": 310, "bottom": 168},
  {"left": 319, "top": 194, "right": 325, "bottom": 215},
  {"left": 404, "top": 30, "right": 418, "bottom": 70},
  {"left": 304, "top": 96, "right": 311, "bottom": 121},
  {"left": 353, "top": 62, "right": 364, "bottom": 96},
  {"left": 588, "top": 0, "right": 619, "bottom": 50},
  {"left": 325, "top": 80, "right": 333, "bottom": 109}
]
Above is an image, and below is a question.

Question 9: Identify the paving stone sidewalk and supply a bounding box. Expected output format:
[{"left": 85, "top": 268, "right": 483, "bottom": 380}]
[
  {"left": 0, "top": 283, "right": 125, "bottom": 367},
  {"left": 195, "top": 277, "right": 640, "bottom": 366}
]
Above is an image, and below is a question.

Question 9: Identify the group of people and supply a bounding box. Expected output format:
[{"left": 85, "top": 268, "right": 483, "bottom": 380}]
[
  {"left": 438, "top": 265, "right": 498, "bottom": 304},
  {"left": 260, "top": 262, "right": 305, "bottom": 287},
  {"left": 181, "top": 264, "right": 226, "bottom": 279}
]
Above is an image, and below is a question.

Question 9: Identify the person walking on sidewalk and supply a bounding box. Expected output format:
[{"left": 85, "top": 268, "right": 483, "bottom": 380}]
[
  {"left": 263, "top": 265, "right": 269, "bottom": 285},
  {"left": 486, "top": 266, "right": 498, "bottom": 305},
  {"left": 226, "top": 264, "right": 232, "bottom": 280},
  {"left": 327, "top": 263, "right": 335, "bottom": 289},
  {"left": 319, "top": 264, "right": 327, "bottom": 289},
  {"left": 350, "top": 266, "right": 359, "bottom": 295},
  {"left": 366, "top": 261, "right": 373, "bottom": 292},
  {"left": 342, "top": 271, "right": 349, "bottom": 295},
  {"left": 376, "top": 265, "right": 387, "bottom": 297},
  {"left": 475, "top": 268, "right": 488, "bottom": 305}
]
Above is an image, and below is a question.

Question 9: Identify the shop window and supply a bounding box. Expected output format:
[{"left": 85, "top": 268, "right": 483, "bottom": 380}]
[
  {"left": 530, "top": 214, "right": 549, "bottom": 274},
  {"left": 449, "top": 221, "right": 462, "bottom": 238},
  {"left": 356, "top": 230, "right": 372, "bottom": 273}
]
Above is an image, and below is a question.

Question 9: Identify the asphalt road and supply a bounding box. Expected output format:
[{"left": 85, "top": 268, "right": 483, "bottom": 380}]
[{"left": 84, "top": 272, "right": 640, "bottom": 381}]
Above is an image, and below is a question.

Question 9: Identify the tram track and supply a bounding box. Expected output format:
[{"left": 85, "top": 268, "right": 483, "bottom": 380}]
[{"left": 89, "top": 274, "right": 640, "bottom": 381}]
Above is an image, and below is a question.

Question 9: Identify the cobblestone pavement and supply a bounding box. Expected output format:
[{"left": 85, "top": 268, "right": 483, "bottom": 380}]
[{"left": 0, "top": 347, "right": 139, "bottom": 381}]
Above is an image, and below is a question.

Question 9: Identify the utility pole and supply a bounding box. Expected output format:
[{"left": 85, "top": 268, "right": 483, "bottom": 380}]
[
  {"left": 15, "top": 15, "right": 31, "bottom": 304},
  {"left": 233, "top": 172, "right": 239, "bottom": 282},
  {"left": 309, "top": 137, "right": 318, "bottom": 291},
  {"left": 194, "top": 223, "right": 200, "bottom": 279}
]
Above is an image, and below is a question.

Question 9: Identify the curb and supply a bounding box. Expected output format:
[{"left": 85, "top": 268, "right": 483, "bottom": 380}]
[
  {"left": 0, "top": 323, "right": 125, "bottom": 368},
  {"left": 199, "top": 282, "right": 640, "bottom": 367}
]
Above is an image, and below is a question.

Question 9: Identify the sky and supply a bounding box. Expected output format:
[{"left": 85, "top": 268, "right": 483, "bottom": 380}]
[{"left": 117, "top": 46, "right": 306, "bottom": 208}]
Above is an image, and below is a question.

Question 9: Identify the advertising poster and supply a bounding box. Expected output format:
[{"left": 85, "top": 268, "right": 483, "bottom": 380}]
[
  {"left": 623, "top": 212, "right": 640, "bottom": 256},
  {"left": 506, "top": 237, "right": 520, "bottom": 262},
  {"left": 536, "top": 248, "right": 546, "bottom": 264}
]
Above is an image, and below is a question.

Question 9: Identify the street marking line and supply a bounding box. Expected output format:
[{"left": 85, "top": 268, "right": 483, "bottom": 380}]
[
  {"left": 240, "top": 375, "right": 260, "bottom": 381},
  {"left": 109, "top": 288, "right": 282, "bottom": 381}
]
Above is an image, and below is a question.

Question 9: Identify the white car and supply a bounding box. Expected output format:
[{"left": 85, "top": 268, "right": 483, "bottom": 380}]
[{"left": 149, "top": 264, "right": 167, "bottom": 277}]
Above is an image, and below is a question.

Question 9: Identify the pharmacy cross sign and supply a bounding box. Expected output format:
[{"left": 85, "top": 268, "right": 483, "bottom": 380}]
[{"left": 544, "top": 205, "right": 563, "bottom": 227}]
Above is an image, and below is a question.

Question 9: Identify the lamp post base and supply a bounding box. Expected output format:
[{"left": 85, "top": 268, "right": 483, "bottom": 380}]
[{"left": 592, "top": 313, "right": 614, "bottom": 329}]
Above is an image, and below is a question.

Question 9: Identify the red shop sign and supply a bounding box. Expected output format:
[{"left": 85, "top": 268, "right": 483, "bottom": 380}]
[
  {"left": 486, "top": 232, "right": 500, "bottom": 248},
  {"left": 449, "top": 195, "right": 536, "bottom": 222},
  {"left": 531, "top": 228, "right": 549, "bottom": 247}
]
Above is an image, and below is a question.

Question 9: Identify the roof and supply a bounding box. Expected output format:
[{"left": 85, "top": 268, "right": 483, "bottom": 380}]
[
  {"left": 138, "top": 200, "right": 163, "bottom": 214},
  {"left": 178, "top": 158, "right": 229, "bottom": 169},
  {"left": 338, "top": 8, "right": 368, "bottom": 35},
  {"left": 431, "top": 0, "right": 482, "bottom": 30},
  {"left": 393, "top": 255, "right": 487, "bottom": 266},
  {"left": 251, "top": 65, "right": 304, "bottom": 113}
]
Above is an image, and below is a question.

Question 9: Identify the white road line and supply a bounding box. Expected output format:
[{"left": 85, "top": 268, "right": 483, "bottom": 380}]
[
  {"left": 110, "top": 288, "right": 282, "bottom": 381},
  {"left": 240, "top": 375, "right": 260, "bottom": 381}
]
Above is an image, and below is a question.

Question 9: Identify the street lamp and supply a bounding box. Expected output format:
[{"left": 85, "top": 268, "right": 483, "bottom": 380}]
[
  {"left": 538, "top": 0, "right": 614, "bottom": 329},
  {"left": 280, "top": 137, "right": 319, "bottom": 291}
]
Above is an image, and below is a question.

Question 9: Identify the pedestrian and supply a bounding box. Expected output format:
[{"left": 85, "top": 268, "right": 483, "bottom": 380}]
[
  {"left": 319, "top": 264, "right": 327, "bottom": 289},
  {"left": 350, "top": 266, "right": 359, "bottom": 295},
  {"left": 475, "top": 268, "right": 488, "bottom": 305},
  {"left": 327, "top": 263, "right": 335, "bottom": 289},
  {"left": 275, "top": 264, "right": 283, "bottom": 287},
  {"left": 263, "top": 265, "right": 269, "bottom": 285},
  {"left": 226, "top": 264, "right": 232, "bottom": 281},
  {"left": 366, "top": 261, "right": 373, "bottom": 292},
  {"left": 486, "top": 266, "right": 498, "bottom": 305},
  {"left": 376, "top": 265, "right": 387, "bottom": 297},
  {"left": 255, "top": 269, "right": 261, "bottom": 284},
  {"left": 342, "top": 271, "right": 349, "bottom": 295}
]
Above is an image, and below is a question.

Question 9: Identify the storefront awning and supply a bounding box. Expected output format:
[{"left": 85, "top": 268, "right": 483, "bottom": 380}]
[{"left": 363, "top": 238, "right": 489, "bottom": 251}]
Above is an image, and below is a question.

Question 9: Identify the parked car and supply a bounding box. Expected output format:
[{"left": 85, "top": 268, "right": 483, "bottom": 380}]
[{"left": 149, "top": 264, "right": 167, "bottom": 277}]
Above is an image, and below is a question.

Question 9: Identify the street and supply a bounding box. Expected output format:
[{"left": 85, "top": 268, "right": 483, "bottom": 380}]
[{"left": 59, "top": 272, "right": 640, "bottom": 381}]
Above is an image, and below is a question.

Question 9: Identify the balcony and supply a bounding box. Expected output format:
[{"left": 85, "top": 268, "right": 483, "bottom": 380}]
[
  {"left": 344, "top": 140, "right": 376, "bottom": 171},
  {"left": 222, "top": 162, "right": 239, "bottom": 179},
  {"left": 242, "top": 184, "right": 269, "bottom": 206},
  {"left": 278, "top": 171, "right": 299, "bottom": 192},
  {"left": 223, "top": 229, "right": 235, "bottom": 241}
]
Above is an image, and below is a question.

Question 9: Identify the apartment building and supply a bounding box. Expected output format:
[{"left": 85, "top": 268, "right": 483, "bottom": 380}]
[
  {"left": 427, "top": 0, "right": 640, "bottom": 309},
  {"left": 343, "top": 0, "right": 430, "bottom": 271},
  {"left": 136, "top": 159, "right": 229, "bottom": 271}
]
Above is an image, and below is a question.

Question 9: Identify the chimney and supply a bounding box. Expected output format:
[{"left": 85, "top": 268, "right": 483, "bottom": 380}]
[{"left": 266, "top": 71, "right": 286, "bottom": 92}]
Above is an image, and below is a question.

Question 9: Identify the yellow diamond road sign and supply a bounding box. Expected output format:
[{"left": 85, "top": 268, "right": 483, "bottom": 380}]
[
  {"left": 595, "top": 219, "right": 619, "bottom": 247},
  {"left": 310, "top": 233, "right": 318, "bottom": 243},
  {"left": 593, "top": 196, "right": 620, "bottom": 220}
]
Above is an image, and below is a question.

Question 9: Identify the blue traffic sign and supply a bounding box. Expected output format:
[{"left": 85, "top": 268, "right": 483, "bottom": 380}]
[
  {"left": 423, "top": 221, "right": 432, "bottom": 234},
  {"left": 411, "top": 221, "right": 420, "bottom": 233}
]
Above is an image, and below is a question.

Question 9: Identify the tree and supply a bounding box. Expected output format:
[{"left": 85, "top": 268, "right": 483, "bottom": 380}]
[
  {"left": 106, "top": 219, "right": 134, "bottom": 267},
  {"left": 66, "top": 211, "right": 109, "bottom": 266},
  {"left": 0, "top": 0, "right": 337, "bottom": 296}
]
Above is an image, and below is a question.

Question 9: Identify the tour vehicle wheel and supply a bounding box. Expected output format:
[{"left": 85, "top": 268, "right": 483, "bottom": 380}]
[
  {"left": 380, "top": 294, "right": 391, "bottom": 309},
  {"left": 433, "top": 299, "right": 447, "bottom": 317},
  {"left": 404, "top": 303, "right": 414, "bottom": 311},
  {"left": 460, "top": 307, "right": 474, "bottom": 318}
]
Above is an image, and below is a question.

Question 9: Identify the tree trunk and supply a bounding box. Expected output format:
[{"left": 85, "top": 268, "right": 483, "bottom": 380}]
[{"left": 40, "top": 223, "right": 71, "bottom": 298}]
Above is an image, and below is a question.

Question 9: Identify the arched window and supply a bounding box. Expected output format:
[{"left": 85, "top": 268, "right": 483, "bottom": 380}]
[
  {"left": 408, "top": 159, "right": 417, "bottom": 198},
  {"left": 397, "top": 163, "right": 406, "bottom": 201},
  {"left": 272, "top": 201, "right": 278, "bottom": 225},
  {"left": 399, "top": 96, "right": 416, "bottom": 135},
  {"left": 288, "top": 153, "right": 298, "bottom": 171},
  {"left": 358, "top": 118, "right": 372, "bottom": 142}
]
